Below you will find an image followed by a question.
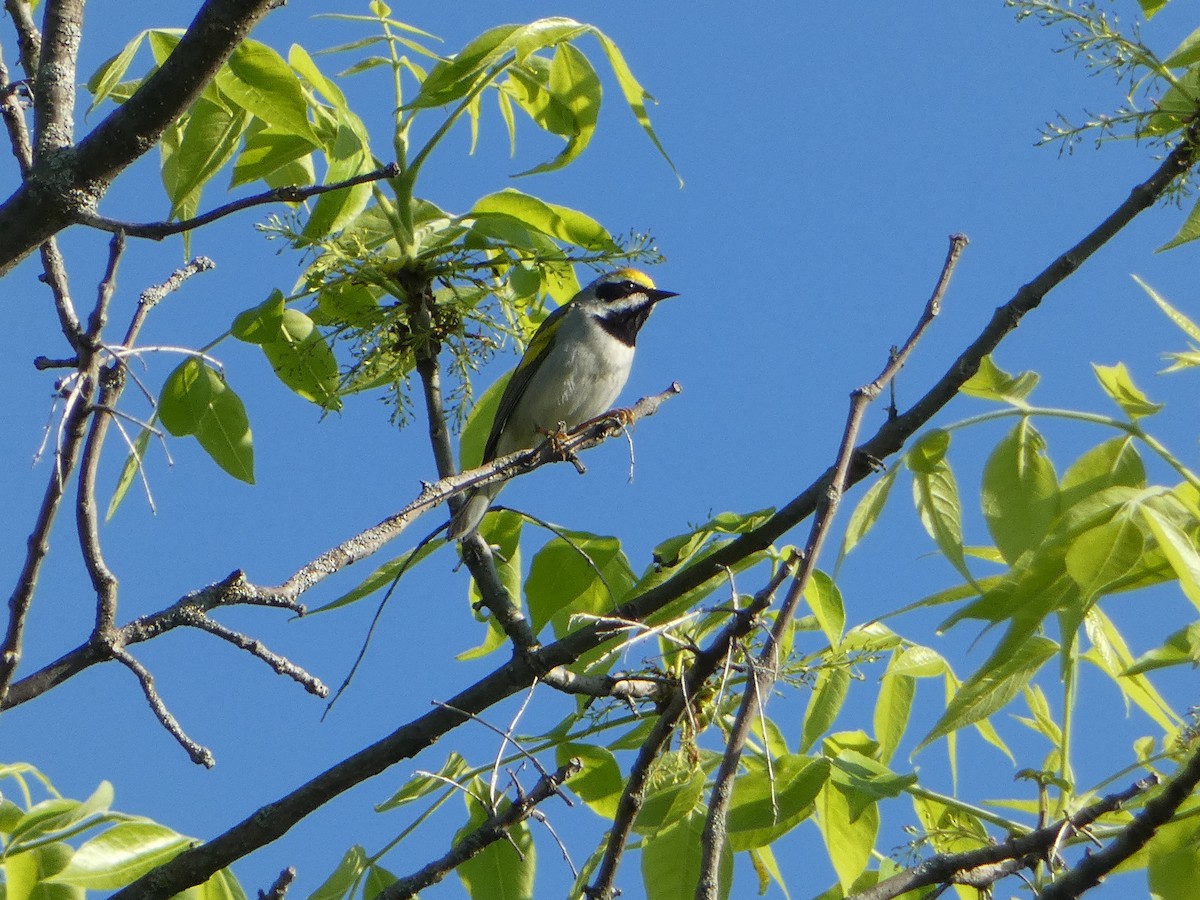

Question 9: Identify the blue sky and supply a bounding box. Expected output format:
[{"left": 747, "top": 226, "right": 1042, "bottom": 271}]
[{"left": 5, "top": 2, "right": 1200, "bottom": 897}]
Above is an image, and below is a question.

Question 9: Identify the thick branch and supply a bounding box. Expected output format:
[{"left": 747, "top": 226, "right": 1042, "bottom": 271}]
[
  {"left": 33, "top": 0, "right": 84, "bottom": 159},
  {"left": 0, "top": 0, "right": 279, "bottom": 274}
]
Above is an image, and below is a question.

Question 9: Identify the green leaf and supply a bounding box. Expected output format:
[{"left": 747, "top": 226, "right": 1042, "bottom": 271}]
[
  {"left": 9, "top": 782, "right": 113, "bottom": 847},
  {"left": 1157, "top": 195, "right": 1200, "bottom": 252},
  {"left": 632, "top": 753, "right": 705, "bottom": 834},
  {"left": 918, "top": 634, "right": 1057, "bottom": 750},
  {"left": 459, "top": 372, "right": 510, "bottom": 470},
  {"left": 1093, "top": 362, "right": 1163, "bottom": 420},
  {"left": 1059, "top": 437, "right": 1146, "bottom": 514},
  {"left": 641, "top": 810, "right": 731, "bottom": 900},
  {"left": 804, "top": 569, "right": 845, "bottom": 647},
  {"left": 362, "top": 864, "right": 396, "bottom": 900},
  {"left": 837, "top": 466, "right": 898, "bottom": 570},
  {"left": 310, "top": 537, "right": 443, "bottom": 615},
  {"left": 159, "top": 359, "right": 255, "bottom": 484},
  {"left": 1134, "top": 275, "right": 1200, "bottom": 349},
  {"left": 106, "top": 426, "right": 155, "bottom": 521},
  {"left": 727, "top": 756, "right": 830, "bottom": 851},
  {"left": 981, "top": 419, "right": 1059, "bottom": 565},
  {"left": 1140, "top": 506, "right": 1200, "bottom": 613},
  {"left": 47, "top": 823, "right": 191, "bottom": 889},
  {"left": 912, "top": 794, "right": 989, "bottom": 855},
  {"left": 377, "top": 753, "right": 470, "bottom": 812},
  {"left": 456, "top": 788, "right": 535, "bottom": 900},
  {"left": 231, "top": 291, "right": 341, "bottom": 409},
  {"left": 961, "top": 355, "right": 1038, "bottom": 404},
  {"left": 874, "top": 654, "right": 916, "bottom": 765},
  {"left": 458, "top": 510, "right": 525, "bottom": 661},
  {"left": 5, "top": 843, "right": 82, "bottom": 900},
  {"left": 470, "top": 189, "right": 616, "bottom": 252},
  {"left": 1064, "top": 514, "right": 1145, "bottom": 603},
  {"left": 217, "top": 41, "right": 319, "bottom": 143},
  {"left": 1126, "top": 620, "right": 1200, "bottom": 675},
  {"left": 1085, "top": 607, "right": 1182, "bottom": 734},
  {"left": 166, "top": 97, "right": 251, "bottom": 220},
  {"left": 556, "top": 743, "right": 622, "bottom": 819},
  {"left": 908, "top": 432, "right": 971, "bottom": 581},
  {"left": 230, "top": 119, "right": 316, "bottom": 189},
  {"left": 288, "top": 44, "right": 348, "bottom": 111},
  {"left": 309, "top": 846, "right": 367, "bottom": 900},
  {"left": 815, "top": 781, "right": 879, "bottom": 891},
  {"left": 86, "top": 31, "right": 148, "bottom": 112},
  {"left": 1138, "top": 0, "right": 1168, "bottom": 19},
  {"left": 526, "top": 532, "right": 635, "bottom": 639},
  {"left": 513, "top": 43, "right": 601, "bottom": 176},
  {"left": 801, "top": 667, "right": 850, "bottom": 753},
  {"left": 301, "top": 108, "right": 373, "bottom": 240}
]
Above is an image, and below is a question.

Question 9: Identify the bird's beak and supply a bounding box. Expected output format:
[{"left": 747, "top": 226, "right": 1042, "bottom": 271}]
[{"left": 649, "top": 289, "right": 679, "bottom": 304}]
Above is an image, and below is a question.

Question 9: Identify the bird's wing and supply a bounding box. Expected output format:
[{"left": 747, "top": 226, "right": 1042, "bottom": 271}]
[{"left": 482, "top": 303, "right": 569, "bottom": 462}]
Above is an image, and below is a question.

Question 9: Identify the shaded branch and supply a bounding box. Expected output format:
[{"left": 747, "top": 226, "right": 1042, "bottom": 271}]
[
  {"left": 33, "top": 0, "right": 84, "bottom": 159},
  {"left": 380, "top": 760, "right": 582, "bottom": 900},
  {"left": 849, "top": 777, "right": 1154, "bottom": 900},
  {"left": 695, "top": 234, "right": 969, "bottom": 900}
]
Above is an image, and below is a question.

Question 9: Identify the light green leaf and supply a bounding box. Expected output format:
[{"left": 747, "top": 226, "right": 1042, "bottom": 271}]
[
  {"left": 166, "top": 97, "right": 251, "bottom": 220},
  {"left": 1157, "top": 195, "right": 1200, "bottom": 252},
  {"left": 377, "top": 753, "right": 470, "bottom": 812},
  {"left": 874, "top": 655, "right": 916, "bottom": 764},
  {"left": 1138, "top": 0, "right": 1168, "bottom": 19},
  {"left": 1084, "top": 607, "right": 1182, "bottom": 734},
  {"left": 804, "top": 569, "right": 845, "bottom": 647},
  {"left": 981, "top": 419, "right": 1059, "bottom": 565},
  {"left": 459, "top": 372, "right": 509, "bottom": 470},
  {"left": 801, "top": 667, "right": 850, "bottom": 753},
  {"left": 1064, "top": 515, "right": 1145, "bottom": 603},
  {"left": 106, "top": 426, "right": 155, "bottom": 521},
  {"left": 1093, "top": 362, "right": 1163, "bottom": 420},
  {"left": 309, "top": 846, "right": 367, "bottom": 900},
  {"left": 217, "top": 41, "right": 318, "bottom": 143},
  {"left": 912, "top": 795, "right": 989, "bottom": 856},
  {"left": 961, "top": 355, "right": 1038, "bottom": 404},
  {"left": 1125, "top": 620, "right": 1200, "bottom": 675},
  {"left": 632, "top": 754, "right": 704, "bottom": 834},
  {"left": 456, "top": 787, "right": 535, "bottom": 900},
  {"left": 815, "top": 781, "right": 879, "bottom": 891},
  {"left": 1134, "top": 274, "right": 1200, "bottom": 349},
  {"left": 1059, "top": 437, "right": 1146, "bottom": 514},
  {"left": 918, "top": 635, "right": 1057, "bottom": 750},
  {"left": 526, "top": 533, "right": 635, "bottom": 639},
  {"left": 837, "top": 466, "right": 898, "bottom": 570},
  {"left": 555, "top": 743, "right": 622, "bottom": 819},
  {"left": 727, "top": 756, "right": 830, "bottom": 852},
  {"left": 9, "top": 783, "right": 113, "bottom": 847},
  {"left": 230, "top": 119, "right": 315, "bottom": 189},
  {"left": 301, "top": 108, "right": 373, "bottom": 240},
  {"left": 1140, "top": 505, "right": 1200, "bottom": 612},
  {"left": 458, "top": 510, "right": 525, "bottom": 661},
  {"left": 288, "top": 44, "right": 348, "bottom": 111},
  {"left": 5, "top": 843, "right": 81, "bottom": 900},
  {"left": 908, "top": 432, "right": 971, "bottom": 581},
  {"left": 642, "top": 810, "right": 731, "bottom": 900},
  {"left": 159, "top": 359, "right": 255, "bottom": 484},
  {"left": 47, "top": 823, "right": 191, "bottom": 889},
  {"left": 86, "top": 31, "right": 148, "bottom": 112},
  {"left": 470, "top": 189, "right": 616, "bottom": 251},
  {"left": 513, "top": 43, "right": 601, "bottom": 176},
  {"left": 231, "top": 291, "right": 341, "bottom": 409}
]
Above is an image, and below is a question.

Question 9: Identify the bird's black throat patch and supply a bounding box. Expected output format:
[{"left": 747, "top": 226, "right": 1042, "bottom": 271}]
[{"left": 594, "top": 305, "right": 653, "bottom": 347}]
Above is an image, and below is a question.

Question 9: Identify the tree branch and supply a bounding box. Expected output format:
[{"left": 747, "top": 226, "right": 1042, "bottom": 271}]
[
  {"left": 101, "top": 132, "right": 1200, "bottom": 899},
  {"left": 380, "top": 760, "right": 582, "bottom": 900},
  {"left": 695, "top": 234, "right": 969, "bottom": 899},
  {"left": 0, "top": 0, "right": 280, "bottom": 274},
  {"left": 75, "top": 164, "right": 401, "bottom": 240},
  {"left": 32, "top": 0, "right": 84, "bottom": 159}
]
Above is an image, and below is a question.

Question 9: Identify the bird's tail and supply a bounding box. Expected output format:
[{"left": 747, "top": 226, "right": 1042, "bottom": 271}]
[{"left": 447, "top": 487, "right": 495, "bottom": 541}]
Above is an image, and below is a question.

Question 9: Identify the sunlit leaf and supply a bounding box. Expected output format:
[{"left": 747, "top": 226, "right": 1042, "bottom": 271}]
[
  {"left": 1093, "top": 362, "right": 1163, "bottom": 420},
  {"left": 159, "top": 359, "right": 255, "bottom": 484},
  {"left": 981, "top": 419, "right": 1059, "bottom": 565}
]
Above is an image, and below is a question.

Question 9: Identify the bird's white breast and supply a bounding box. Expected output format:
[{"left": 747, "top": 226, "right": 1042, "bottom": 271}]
[{"left": 495, "top": 307, "right": 635, "bottom": 457}]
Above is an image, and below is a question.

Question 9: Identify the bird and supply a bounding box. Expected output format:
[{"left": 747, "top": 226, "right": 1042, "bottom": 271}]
[{"left": 448, "top": 267, "right": 679, "bottom": 540}]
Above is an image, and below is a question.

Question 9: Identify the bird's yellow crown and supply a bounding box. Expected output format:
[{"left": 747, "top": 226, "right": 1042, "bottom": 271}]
[{"left": 603, "top": 267, "right": 657, "bottom": 289}]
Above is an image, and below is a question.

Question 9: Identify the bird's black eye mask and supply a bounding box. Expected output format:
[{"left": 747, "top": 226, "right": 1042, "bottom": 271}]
[{"left": 595, "top": 280, "right": 642, "bottom": 302}]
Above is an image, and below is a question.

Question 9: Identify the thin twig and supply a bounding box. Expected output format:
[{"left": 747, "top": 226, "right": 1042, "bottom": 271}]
[
  {"left": 111, "top": 646, "right": 215, "bottom": 768},
  {"left": 75, "top": 165, "right": 400, "bottom": 240},
  {"left": 694, "top": 235, "right": 968, "bottom": 900},
  {"left": 186, "top": 615, "right": 328, "bottom": 698},
  {"left": 257, "top": 867, "right": 295, "bottom": 900},
  {"left": 377, "top": 760, "right": 583, "bottom": 900}
]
